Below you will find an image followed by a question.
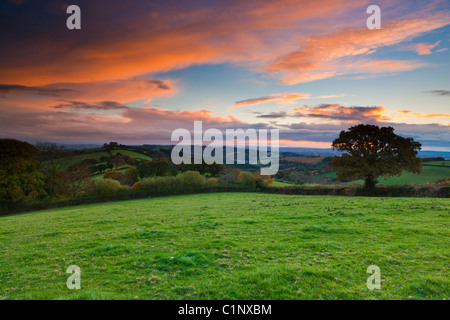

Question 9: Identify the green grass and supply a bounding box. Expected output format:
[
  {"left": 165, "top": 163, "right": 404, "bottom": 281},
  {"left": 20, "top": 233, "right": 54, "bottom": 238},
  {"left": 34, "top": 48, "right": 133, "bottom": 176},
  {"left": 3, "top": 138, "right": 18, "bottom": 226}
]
[
  {"left": 111, "top": 150, "right": 152, "bottom": 161},
  {"left": 57, "top": 149, "right": 152, "bottom": 170},
  {"left": 0, "top": 193, "right": 448, "bottom": 300},
  {"left": 58, "top": 151, "right": 110, "bottom": 170},
  {"left": 423, "top": 160, "right": 450, "bottom": 167},
  {"left": 272, "top": 181, "right": 294, "bottom": 186},
  {"left": 318, "top": 165, "right": 450, "bottom": 185}
]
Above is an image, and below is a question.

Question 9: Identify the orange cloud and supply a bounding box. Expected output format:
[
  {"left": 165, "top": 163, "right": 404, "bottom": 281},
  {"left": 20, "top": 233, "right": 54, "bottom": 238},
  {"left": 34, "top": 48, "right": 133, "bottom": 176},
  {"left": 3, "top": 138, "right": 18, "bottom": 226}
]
[
  {"left": 2, "top": 0, "right": 370, "bottom": 86},
  {"left": 410, "top": 41, "right": 441, "bottom": 55},
  {"left": 397, "top": 110, "right": 450, "bottom": 118},
  {"left": 229, "top": 92, "right": 310, "bottom": 109},
  {"left": 2, "top": 1, "right": 447, "bottom": 88},
  {"left": 267, "top": 15, "right": 450, "bottom": 83},
  {"left": 0, "top": 78, "right": 174, "bottom": 103},
  {"left": 291, "top": 105, "right": 389, "bottom": 122},
  {"left": 0, "top": 77, "right": 176, "bottom": 116}
]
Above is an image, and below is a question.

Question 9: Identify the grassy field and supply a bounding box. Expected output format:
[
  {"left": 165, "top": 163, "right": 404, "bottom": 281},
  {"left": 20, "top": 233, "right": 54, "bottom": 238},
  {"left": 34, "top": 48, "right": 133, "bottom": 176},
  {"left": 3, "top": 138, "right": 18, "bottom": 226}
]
[
  {"left": 318, "top": 165, "right": 450, "bottom": 185},
  {"left": 111, "top": 150, "right": 152, "bottom": 161},
  {"left": 423, "top": 160, "right": 450, "bottom": 167},
  {"left": 57, "top": 149, "right": 152, "bottom": 170},
  {"left": 58, "top": 151, "right": 110, "bottom": 170},
  {"left": 0, "top": 193, "right": 448, "bottom": 300},
  {"left": 272, "top": 181, "right": 294, "bottom": 186}
]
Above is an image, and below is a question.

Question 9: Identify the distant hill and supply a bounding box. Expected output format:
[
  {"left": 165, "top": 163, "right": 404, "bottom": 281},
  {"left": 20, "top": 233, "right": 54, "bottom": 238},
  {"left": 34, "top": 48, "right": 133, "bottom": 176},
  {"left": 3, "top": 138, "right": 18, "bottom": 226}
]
[{"left": 280, "top": 147, "right": 450, "bottom": 160}]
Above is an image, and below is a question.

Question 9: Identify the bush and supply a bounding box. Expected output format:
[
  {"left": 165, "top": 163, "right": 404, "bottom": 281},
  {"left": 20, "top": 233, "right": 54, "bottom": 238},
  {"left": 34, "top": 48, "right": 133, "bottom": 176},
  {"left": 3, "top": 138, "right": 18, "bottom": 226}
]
[
  {"left": 103, "top": 170, "right": 125, "bottom": 182},
  {"left": 254, "top": 173, "right": 274, "bottom": 188},
  {"left": 218, "top": 169, "right": 240, "bottom": 185},
  {"left": 136, "top": 161, "right": 157, "bottom": 178},
  {"left": 132, "top": 182, "right": 141, "bottom": 190},
  {"left": 208, "top": 178, "right": 219, "bottom": 186},
  {"left": 121, "top": 166, "right": 140, "bottom": 186},
  {"left": 94, "top": 179, "right": 122, "bottom": 196},
  {"left": 181, "top": 171, "right": 205, "bottom": 187},
  {"left": 238, "top": 171, "right": 255, "bottom": 187},
  {"left": 139, "top": 176, "right": 184, "bottom": 195}
]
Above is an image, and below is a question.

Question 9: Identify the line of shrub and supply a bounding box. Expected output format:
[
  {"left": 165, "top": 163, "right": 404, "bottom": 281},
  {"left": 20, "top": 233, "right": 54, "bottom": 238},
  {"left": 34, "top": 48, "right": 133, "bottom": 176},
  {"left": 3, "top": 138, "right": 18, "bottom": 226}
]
[
  {"left": 0, "top": 171, "right": 257, "bottom": 215},
  {"left": 2, "top": 173, "right": 448, "bottom": 216},
  {"left": 261, "top": 184, "right": 450, "bottom": 198}
]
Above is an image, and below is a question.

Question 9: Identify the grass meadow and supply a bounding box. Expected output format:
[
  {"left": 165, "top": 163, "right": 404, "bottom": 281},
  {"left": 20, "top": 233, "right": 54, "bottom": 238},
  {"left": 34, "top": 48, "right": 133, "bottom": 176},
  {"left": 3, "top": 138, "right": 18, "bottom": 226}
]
[
  {"left": 0, "top": 193, "right": 448, "bottom": 300},
  {"left": 318, "top": 161, "right": 450, "bottom": 185}
]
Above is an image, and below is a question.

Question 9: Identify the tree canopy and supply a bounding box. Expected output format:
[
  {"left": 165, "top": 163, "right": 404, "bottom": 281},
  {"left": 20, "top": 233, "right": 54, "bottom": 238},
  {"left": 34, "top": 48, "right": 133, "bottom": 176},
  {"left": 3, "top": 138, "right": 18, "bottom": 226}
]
[
  {"left": 0, "top": 139, "right": 45, "bottom": 203},
  {"left": 329, "top": 124, "right": 422, "bottom": 189}
]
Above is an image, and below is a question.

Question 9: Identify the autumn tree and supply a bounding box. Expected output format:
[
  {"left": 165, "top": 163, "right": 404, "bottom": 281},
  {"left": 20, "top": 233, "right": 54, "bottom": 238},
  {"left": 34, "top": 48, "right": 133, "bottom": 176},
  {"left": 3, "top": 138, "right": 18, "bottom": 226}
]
[
  {"left": 36, "top": 141, "right": 66, "bottom": 197},
  {"left": 238, "top": 171, "right": 255, "bottom": 187},
  {"left": 103, "top": 170, "right": 125, "bottom": 182},
  {"left": 329, "top": 124, "right": 422, "bottom": 189},
  {"left": 111, "top": 154, "right": 127, "bottom": 169},
  {"left": 122, "top": 166, "right": 140, "bottom": 186},
  {"left": 0, "top": 139, "right": 45, "bottom": 203}
]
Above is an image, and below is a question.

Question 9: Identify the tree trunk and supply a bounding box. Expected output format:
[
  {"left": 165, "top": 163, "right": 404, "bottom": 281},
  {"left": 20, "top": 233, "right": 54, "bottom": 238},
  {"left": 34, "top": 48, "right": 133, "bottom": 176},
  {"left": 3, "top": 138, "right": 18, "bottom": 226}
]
[{"left": 364, "top": 175, "right": 378, "bottom": 190}]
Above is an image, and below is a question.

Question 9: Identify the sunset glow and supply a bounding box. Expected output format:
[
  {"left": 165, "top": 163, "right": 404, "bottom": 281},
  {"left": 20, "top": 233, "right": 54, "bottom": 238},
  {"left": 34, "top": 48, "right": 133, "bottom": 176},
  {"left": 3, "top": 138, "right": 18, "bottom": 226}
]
[{"left": 1, "top": 0, "right": 449, "bottom": 150}]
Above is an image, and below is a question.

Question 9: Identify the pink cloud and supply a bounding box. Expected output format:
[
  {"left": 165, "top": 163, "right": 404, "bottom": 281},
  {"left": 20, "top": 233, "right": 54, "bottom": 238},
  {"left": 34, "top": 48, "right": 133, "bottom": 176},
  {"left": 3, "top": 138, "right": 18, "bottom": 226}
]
[
  {"left": 290, "top": 104, "right": 389, "bottom": 122},
  {"left": 229, "top": 92, "right": 310, "bottom": 109},
  {"left": 410, "top": 41, "right": 441, "bottom": 55},
  {"left": 397, "top": 109, "right": 450, "bottom": 118},
  {"left": 267, "top": 15, "right": 450, "bottom": 83}
]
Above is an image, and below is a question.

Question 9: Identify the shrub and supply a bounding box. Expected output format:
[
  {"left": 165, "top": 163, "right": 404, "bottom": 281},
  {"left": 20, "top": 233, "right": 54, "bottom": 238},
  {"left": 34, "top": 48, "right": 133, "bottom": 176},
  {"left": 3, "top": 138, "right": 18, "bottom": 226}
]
[
  {"left": 121, "top": 166, "right": 140, "bottom": 186},
  {"left": 181, "top": 171, "right": 205, "bottom": 187},
  {"left": 208, "top": 178, "right": 219, "bottom": 186},
  {"left": 103, "top": 170, "right": 125, "bottom": 182},
  {"left": 139, "top": 176, "right": 184, "bottom": 195},
  {"left": 238, "top": 171, "right": 256, "bottom": 187},
  {"left": 132, "top": 182, "right": 141, "bottom": 190},
  {"left": 218, "top": 169, "right": 240, "bottom": 185},
  {"left": 94, "top": 179, "right": 122, "bottom": 196},
  {"left": 254, "top": 173, "right": 274, "bottom": 188},
  {"left": 136, "top": 161, "right": 157, "bottom": 178}
]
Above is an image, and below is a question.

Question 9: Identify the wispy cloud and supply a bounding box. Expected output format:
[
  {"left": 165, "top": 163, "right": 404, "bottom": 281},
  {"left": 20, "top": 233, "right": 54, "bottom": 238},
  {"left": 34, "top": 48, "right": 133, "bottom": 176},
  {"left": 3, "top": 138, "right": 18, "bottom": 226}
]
[
  {"left": 426, "top": 90, "right": 450, "bottom": 96},
  {"left": 397, "top": 109, "right": 450, "bottom": 118},
  {"left": 229, "top": 93, "right": 310, "bottom": 109},
  {"left": 53, "top": 101, "right": 130, "bottom": 111},
  {"left": 290, "top": 104, "right": 389, "bottom": 122},
  {"left": 410, "top": 41, "right": 442, "bottom": 55},
  {"left": 0, "top": 78, "right": 173, "bottom": 103},
  {"left": 266, "top": 15, "right": 450, "bottom": 84}
]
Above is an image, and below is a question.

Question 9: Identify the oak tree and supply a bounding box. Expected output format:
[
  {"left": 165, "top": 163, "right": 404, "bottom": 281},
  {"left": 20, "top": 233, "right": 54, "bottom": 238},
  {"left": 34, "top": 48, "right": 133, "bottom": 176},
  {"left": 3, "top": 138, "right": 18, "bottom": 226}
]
[{"left": 329, "top": 124, "right": 422, "bottom": 189}]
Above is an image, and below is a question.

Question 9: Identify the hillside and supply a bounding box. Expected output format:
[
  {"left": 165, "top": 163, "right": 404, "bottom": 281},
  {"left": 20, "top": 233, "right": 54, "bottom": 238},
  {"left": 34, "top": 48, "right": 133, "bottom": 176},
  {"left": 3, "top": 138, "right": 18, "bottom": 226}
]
[{"left": 59, "top": 149, "right": 152, "bottom": 168}]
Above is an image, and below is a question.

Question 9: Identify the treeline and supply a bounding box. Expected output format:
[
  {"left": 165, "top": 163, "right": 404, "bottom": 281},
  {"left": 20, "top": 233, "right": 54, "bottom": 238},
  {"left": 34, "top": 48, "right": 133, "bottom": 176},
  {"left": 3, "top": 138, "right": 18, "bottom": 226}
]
[
  {"left": 262, "top": 179, "right": 450, "bottom": 198},
  {"left": 1, "top": 168, "right": 274, "bottom": 215},
  {"left": 0, "top": 139, "right": 274, "bottom": 214},
  {"left": 1, "top": 139, "right": 449, "bottom": 215}
]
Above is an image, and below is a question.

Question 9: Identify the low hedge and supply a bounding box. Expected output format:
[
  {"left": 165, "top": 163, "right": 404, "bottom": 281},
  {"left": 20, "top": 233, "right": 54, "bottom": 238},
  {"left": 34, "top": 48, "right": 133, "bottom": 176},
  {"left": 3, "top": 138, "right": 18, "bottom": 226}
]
[{"left": 1, "top": 184, "right": 448, "bottom": 216}]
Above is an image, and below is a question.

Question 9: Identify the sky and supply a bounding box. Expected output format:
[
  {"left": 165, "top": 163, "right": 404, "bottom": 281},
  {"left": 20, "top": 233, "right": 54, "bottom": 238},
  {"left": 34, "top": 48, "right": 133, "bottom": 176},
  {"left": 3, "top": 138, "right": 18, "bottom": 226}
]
[{"left": 0, "top": 0, "right": 449, "bottom": 150}]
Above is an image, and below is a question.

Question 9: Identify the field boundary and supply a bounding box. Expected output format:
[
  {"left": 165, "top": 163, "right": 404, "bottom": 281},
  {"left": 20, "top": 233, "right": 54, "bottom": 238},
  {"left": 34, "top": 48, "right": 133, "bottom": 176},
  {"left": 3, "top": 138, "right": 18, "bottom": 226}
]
[{"left": 1, "top": 184, "right": 449, "bottom": 216}]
